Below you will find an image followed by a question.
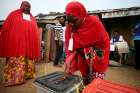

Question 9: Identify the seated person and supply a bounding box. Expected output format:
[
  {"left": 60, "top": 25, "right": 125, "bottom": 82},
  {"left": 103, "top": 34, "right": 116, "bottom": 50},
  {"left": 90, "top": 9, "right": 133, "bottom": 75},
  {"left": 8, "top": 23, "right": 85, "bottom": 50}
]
[{"left": 110, "top": 31, "right": 124, "bottom": 44}]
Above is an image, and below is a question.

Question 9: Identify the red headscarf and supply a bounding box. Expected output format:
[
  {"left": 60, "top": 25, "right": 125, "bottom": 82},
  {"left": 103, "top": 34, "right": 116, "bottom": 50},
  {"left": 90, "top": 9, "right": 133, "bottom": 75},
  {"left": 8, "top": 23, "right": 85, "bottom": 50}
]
[
  {"left": 0, "top": 3, "right": 40, "bottom": 60},
  {"left": 65, "top": 1, "right": 110, "bottom": 72},
  {"left": 65, "top": 1, "right": 87, "bottom": 21}
]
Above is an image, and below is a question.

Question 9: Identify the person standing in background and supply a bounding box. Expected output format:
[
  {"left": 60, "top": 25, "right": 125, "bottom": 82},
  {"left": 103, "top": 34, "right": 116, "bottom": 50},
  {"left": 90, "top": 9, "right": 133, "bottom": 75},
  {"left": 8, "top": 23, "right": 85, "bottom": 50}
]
[
  {"left": 61, "top": 16, "right": 67, "bottom": 62},
  {"left": 110, "top": 31, "right": 122, "bottom": 43},
  {"left": 53, "top": 16, "right": 65, "bottom": 66},
  {"left": 0, "top": 1, "right": 40, "bottom": 86}
]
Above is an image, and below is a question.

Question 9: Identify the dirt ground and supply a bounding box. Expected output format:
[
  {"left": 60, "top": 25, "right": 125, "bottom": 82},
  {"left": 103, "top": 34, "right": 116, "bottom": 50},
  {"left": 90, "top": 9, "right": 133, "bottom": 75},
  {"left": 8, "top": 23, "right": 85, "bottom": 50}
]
[{"left": 0, "top": 62, "right": 140, "bottom": 93}]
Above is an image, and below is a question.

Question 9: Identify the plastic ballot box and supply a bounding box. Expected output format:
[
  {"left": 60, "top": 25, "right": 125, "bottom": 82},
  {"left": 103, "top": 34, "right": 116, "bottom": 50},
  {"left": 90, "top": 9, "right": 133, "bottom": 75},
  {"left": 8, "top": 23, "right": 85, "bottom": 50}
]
[
  {"left": 82, "top": 78, "right": 140, "bottom": 93},
  {"left": 33, "top": 71, "right": 83, "bottom": 93}
]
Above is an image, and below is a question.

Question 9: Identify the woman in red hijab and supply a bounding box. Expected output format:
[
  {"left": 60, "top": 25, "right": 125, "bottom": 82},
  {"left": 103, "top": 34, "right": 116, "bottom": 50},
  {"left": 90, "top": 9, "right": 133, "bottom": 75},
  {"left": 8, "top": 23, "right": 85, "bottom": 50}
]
[
  {"left": 64, "top": 1, "right": 110, "bottom": 85},
  {"left": 0, "top": 1, "right": 40, "bottom": 86}
]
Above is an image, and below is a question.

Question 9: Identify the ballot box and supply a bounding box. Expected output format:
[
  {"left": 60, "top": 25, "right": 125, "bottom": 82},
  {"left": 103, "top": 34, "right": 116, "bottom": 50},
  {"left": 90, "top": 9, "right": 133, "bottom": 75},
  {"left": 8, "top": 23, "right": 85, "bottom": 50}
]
[
  {"left": 82, "top": 78, "right": 140, "bottom": 93},
  {"left": 115, "top": 41, "right": 129, "bottom": 54},
  {"left": 33, "top": 71, "right": 83, "bottom": 93}
]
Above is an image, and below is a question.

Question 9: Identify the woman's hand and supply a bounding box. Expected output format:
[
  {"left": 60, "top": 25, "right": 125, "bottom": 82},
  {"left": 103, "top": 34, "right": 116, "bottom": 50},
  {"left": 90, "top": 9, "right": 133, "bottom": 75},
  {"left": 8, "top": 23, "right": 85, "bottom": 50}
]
[
  {"left": 61, "top": 51, "right": 77, "bottom": 79},
  {"left": 62, "top": 62, "right": 70, "bottom": 80}
]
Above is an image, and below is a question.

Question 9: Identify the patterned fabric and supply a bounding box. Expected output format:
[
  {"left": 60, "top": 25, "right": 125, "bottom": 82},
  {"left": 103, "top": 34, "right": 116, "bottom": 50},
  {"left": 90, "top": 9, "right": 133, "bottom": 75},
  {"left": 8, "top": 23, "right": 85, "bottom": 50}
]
[
  {"left": 54, "top": 23, "right": 63, "bottom": 41},
  {"left": 25, "top": 59, "right": 35, "bottom": 79},
  {"left": 84, "top": 48, "right": 105, "bottom": 79},
  {"left": 93, "top": 72, "right": 105, "bottom": 80},
  {"left": 4, "top": 56, "right": 35, "bottom": 86},
  {"left": 65, "top": 48, "right": 105, "bottom": 85}
]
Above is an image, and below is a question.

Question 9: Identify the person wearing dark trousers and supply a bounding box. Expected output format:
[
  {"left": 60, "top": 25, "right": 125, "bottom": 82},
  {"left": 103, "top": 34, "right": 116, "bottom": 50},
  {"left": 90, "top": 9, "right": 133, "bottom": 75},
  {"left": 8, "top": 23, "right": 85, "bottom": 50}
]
[
  {"left": 54, "top": 16, "right": 65, "bottom": 66},
  {"left": 134, "top": 21, "right": 140, "bottom": 70},
  {"left": 54, "top": 41, "right": 64, "bottom": 66}
]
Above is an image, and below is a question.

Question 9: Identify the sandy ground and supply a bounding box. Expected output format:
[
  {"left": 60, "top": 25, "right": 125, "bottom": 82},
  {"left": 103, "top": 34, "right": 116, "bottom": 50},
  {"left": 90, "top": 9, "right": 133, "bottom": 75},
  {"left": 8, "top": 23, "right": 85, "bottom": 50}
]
[{"left": 0, "top": 62, "right": 140, "bottom": 93}]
